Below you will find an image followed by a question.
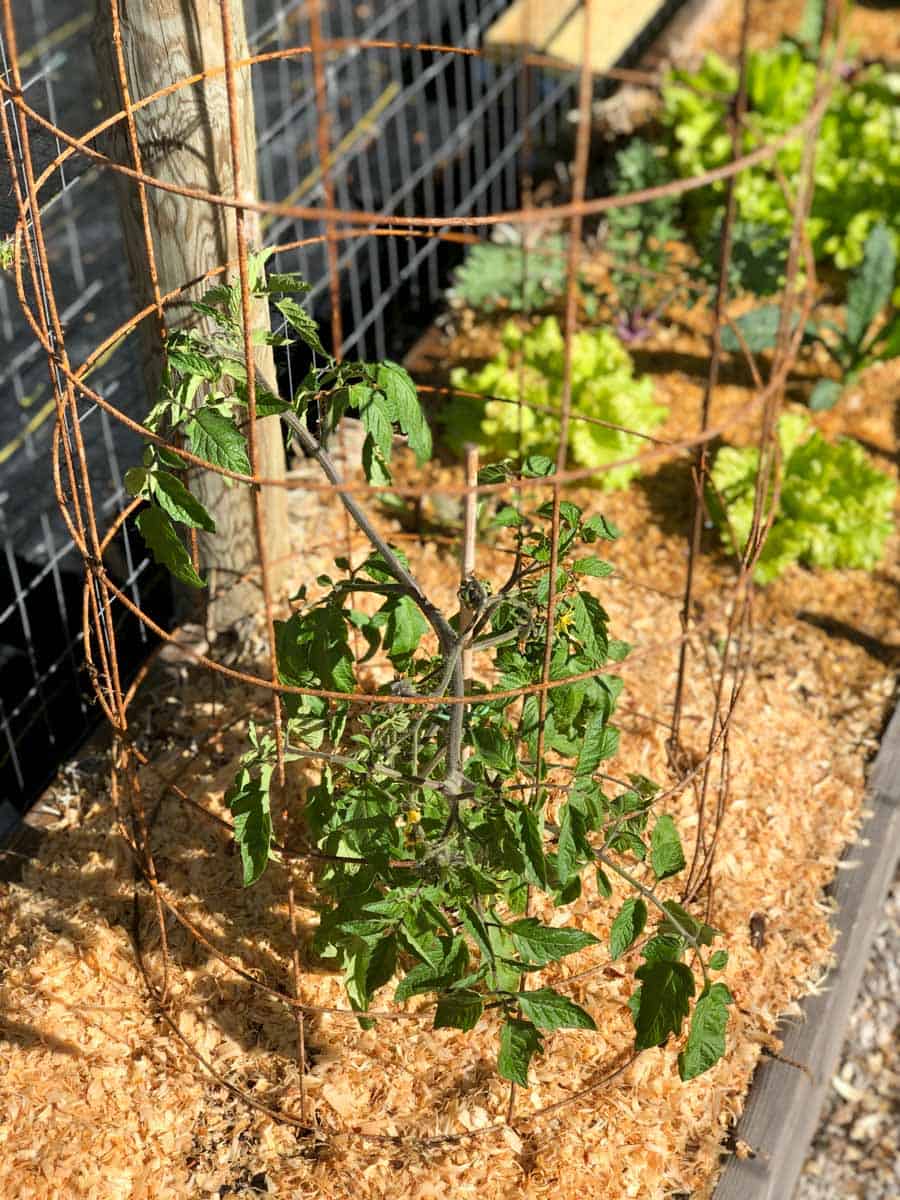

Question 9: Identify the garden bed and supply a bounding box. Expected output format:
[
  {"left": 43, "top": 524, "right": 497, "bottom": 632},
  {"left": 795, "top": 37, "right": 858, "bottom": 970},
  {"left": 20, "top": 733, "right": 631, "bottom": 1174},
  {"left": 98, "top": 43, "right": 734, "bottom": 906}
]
[
  {"left": 2, "top": 1, "right": 899, "bottom": 1195},
  {"left": 0, "top": 326, "right": 896, "bottom": 1194}
]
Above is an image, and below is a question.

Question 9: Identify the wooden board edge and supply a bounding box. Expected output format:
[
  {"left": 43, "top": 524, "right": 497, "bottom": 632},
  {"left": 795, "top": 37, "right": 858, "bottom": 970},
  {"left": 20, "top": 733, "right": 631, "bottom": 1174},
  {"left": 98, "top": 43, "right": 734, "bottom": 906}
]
[{"left": 712, "top": 700, "right": 900, "bottom": 1200}]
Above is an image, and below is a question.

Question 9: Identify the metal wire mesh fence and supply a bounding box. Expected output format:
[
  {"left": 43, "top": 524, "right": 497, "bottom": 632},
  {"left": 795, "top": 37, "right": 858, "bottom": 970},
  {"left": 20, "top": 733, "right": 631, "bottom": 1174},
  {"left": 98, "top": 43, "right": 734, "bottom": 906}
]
[
  {"left": 0, "top": 0, "right": 586, "bottom": 804},
  {"left": 0, "top": 0, "right": 844, "bottom": 1154}
]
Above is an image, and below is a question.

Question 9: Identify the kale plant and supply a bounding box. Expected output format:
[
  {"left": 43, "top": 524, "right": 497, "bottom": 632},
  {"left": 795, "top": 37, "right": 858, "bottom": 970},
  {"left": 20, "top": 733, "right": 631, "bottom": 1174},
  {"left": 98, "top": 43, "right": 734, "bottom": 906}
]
[
  {"left": 722, "top": 223, "right": 900, "bottom": 409},
  {"left": 128, "top": 252, "right": 730, "bottom": 1086},
  {"left": 691, "top": 216, "right": 788, "bottom": 299},
  {"left": 448, "top": 233, "right": 568, "bottom": 313},
  {"left": 604, "top": 138, "right": 682, "bottom": 341},
  {"left": 448, "top": 232, "right": 598, "bottom": 319}
]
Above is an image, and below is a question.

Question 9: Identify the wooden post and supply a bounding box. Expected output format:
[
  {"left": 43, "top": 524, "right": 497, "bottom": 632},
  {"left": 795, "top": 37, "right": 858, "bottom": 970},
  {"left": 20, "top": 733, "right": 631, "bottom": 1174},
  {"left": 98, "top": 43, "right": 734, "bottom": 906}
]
[
  {"left": 92, "top": 0, "right": 290, "bottom": 634},
  {"left": 460, "top": 443, "right": 479, "bottom": 682}
]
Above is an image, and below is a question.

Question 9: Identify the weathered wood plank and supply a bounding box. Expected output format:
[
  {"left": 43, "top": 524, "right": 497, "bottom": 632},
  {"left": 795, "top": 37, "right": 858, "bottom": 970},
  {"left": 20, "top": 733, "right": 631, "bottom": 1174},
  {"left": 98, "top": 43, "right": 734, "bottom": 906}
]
[
  {"left": 713, "top": 701, "right": 900, "bottom": 1200},
  {"left": 485, "top": 0, "right": 673, "bottom": 73},
  {"left": 92, "top": 0, "right": 289, "bottom": 633}
]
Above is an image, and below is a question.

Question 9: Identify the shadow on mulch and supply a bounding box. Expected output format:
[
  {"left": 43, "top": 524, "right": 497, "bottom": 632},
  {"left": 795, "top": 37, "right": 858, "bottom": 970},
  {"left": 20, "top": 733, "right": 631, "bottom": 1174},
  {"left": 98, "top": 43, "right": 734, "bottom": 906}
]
[{"left": 636, "top": 456, "right": 707, "bottom": 541}]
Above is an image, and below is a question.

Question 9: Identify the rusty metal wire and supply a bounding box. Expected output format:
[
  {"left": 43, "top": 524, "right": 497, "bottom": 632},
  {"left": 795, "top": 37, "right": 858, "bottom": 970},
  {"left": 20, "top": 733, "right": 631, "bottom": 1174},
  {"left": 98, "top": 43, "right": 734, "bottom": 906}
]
[{"left": 1, "top": 0, "right": 843, "bottom": 1150}]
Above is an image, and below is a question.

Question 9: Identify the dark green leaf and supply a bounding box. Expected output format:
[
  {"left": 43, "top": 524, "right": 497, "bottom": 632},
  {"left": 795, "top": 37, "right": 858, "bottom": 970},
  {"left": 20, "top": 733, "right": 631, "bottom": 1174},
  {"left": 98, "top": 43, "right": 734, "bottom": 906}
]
[
  {"left": 568, "top": 592, "right": 602, "bottom": 664},
  {"left": 357, "top": 390, "right": 394, "bottom": 462},
  {"left": 478, "top": 461, "right": 513, "bottom": 484},
  {"left": 808, "top": 378, "right": 843, "bottom": 411},
  {"left": 576, "top": 710, "right": 617, "bottom": 779},
  {"left": 185, "top": 407, "right": 252, "bottom": 475},
  {"left": 846, "top": 223, "right": 895, "bottom": 347},
  {"left": 434, "top": 989, "right": 484, "bottom": 1033},
  {"left": 498, "top": 1017, "right": 544, "bottom": 1086},
  {"left": 394, "top": 936, "right": 469, "bottom": 1002},
  {"left": 275, "top": 606, "right": 355, "bottom": 695},
  {"left": 360, "top": 546, "right": 410, "bottom": 583},
  {"left": 376, "top": 360, "right": 432, "bottom": 465},
  {"left": 150, "top": 470, "right": 216, "bottom": 532},
  {"left": 226, "top": 764, "right": 273, "bottom": 886},
  {"left": 650, "top": 814, "right": 686, "bottom": 881},
  {"left": 491, "top": 505, "right": 524, "bottom": 528},
  {"left": 581, "top": 514, "right": 621, "bottom": 542},
  {"left": 365, "top": 936, "right": 397, "bottom": 996},
  {"left": 709, "top": 949, "right": 729, "bottom": 970},
  {"left": 558, "top": 500, "right": 582, "bottom": 526},
  {"left": 124, "top": 467, "right": 149, "bottom": 498},
  {"left": 167, "top": 342, "right": 220, "bottom": 380},
  {"left": 473, "top": 727, "right": 516, "bottom": 774},
  {"left": 641, "top": 934, "right": 685, "bottom": 963},
  {"left": 609, "top": 829, "right": 647, "bottom": 860},
  {"left": 382, "top": 595, "right": 428, "bottom": 663},
  {"left": 721, "top": 305, "right": 782, "bottom": 354},
  {"left": 522, "top": 454, "right": 555, "bottom": 478},
  {"left": 514, "top": 806, "right": 548, "bottom": 889},
  {"left": 460, "top": 902, "right": 494, "bottom": 966},
  {"left": 275, "top": 297, "right": 327, "bottom": 357},
  {"left": 595, "top": 867, "right": 613, "bottom": 899},
  {"left": 633, "top": 960, "right": 695, "bottom": 1050},
  {"left": 678, "top": 982, "right": 732, "bottom": 1080},
  {"left": 556, "top": 801, "right": 587, "bottom": 886},
  {"left": 343, "top": 941, "right": 373, "bottom": 1013},
  {"left": 552, "top": 873, "right": 582, "bottom": 906},
  {"left": 136, "top": 504, "right": 206, "bottom": 588},
  {"left": 610, "top": 897, "right": 647, "bottom": 959},
  {"left": 659, "top": 901, "right": 719, "bottom": 947},
  {"left": 507, "top": 917, "right": 599, "bottom": 965},
  {"left": 362, "top": 434, "right": 392, "bottom": 485},
  {"left": 518, "top": 988, "right": 596, "bottom": 1031},
  {"left": 573, "top": 556, "right": 615, "bottom": 577}
]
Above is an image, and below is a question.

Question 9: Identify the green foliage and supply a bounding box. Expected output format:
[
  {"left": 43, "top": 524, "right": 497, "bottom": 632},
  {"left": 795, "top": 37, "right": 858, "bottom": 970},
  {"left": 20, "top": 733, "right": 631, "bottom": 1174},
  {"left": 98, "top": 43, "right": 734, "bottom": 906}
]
[
  {"left": 722, "top": 224, "right": 900, "bottom": 409},
  {"left": 692, "top": 216, "right": 788, "bottom": 298},
  {"left": 678, "top": 982, "right": 732, "bottom": 1081},
  {"left": 633, "top": 960, "right": 694, "bottom": 1051},
  {"left": 610, "top": 897, "right": 647, "bottom": 959},
  {"left": 134, "top": 504, "right": 206, "bottom": 589},
  {"left": 605, "top": 138, "right": 682, "bottom": 338},
  {"left": 448, "top": 235, "right": 569, "bottom": 313},
  {"left": 663, "top": 46, "right": 900, "bottom": 270},
  {"left": 650, "top": 815, "right": 685, "bottom": 881},
  {"left": 445, "top": 317, "right": 667, "bottom": 490},
  {"left": 133, "top": 250, "right": 730, "bottom": 1087},
  {"left": 129, "top": 252, "right": 427, "bottom": 580},
  {"left": 709, "top": 411, "right": 896, "bottom": 582}
]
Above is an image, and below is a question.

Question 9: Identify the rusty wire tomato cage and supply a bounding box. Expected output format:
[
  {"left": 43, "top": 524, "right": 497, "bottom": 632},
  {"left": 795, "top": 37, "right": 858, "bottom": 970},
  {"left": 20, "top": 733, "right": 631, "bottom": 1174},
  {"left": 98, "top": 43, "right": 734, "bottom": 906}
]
[{"left": 0, "top": 0, "right": 845, "bottom": 1145}]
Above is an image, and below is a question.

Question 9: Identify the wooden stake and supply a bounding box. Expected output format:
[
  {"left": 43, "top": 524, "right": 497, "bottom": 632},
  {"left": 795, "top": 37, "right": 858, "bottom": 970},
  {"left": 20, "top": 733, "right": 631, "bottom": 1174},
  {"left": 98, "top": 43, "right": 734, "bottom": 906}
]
[{"left": 460, "top": 443, "right": 479, "bottom": 682}]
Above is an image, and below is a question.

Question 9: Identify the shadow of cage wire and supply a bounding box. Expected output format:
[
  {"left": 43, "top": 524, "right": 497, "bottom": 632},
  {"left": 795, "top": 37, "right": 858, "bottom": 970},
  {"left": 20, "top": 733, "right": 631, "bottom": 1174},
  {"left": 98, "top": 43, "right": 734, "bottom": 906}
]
[{"left": 0, "top": 0, "right": 841, "bottom": 1150}]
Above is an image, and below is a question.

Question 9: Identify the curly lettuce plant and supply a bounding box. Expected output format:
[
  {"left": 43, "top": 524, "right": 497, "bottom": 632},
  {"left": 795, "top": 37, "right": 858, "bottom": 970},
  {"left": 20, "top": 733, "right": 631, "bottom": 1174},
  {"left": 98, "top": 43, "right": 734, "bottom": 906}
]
[
  {"left": 445, "top": 317, "right": 667, "bottom": 491},
  {"left": 709, "top": 411, "right": 896, "bottom": 583},
  {"left": 127, "top": 254, "right": 730, "bottom": 1086},
  {"left": 663, "top": 44, "right": 900, "bottom": 270}
]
